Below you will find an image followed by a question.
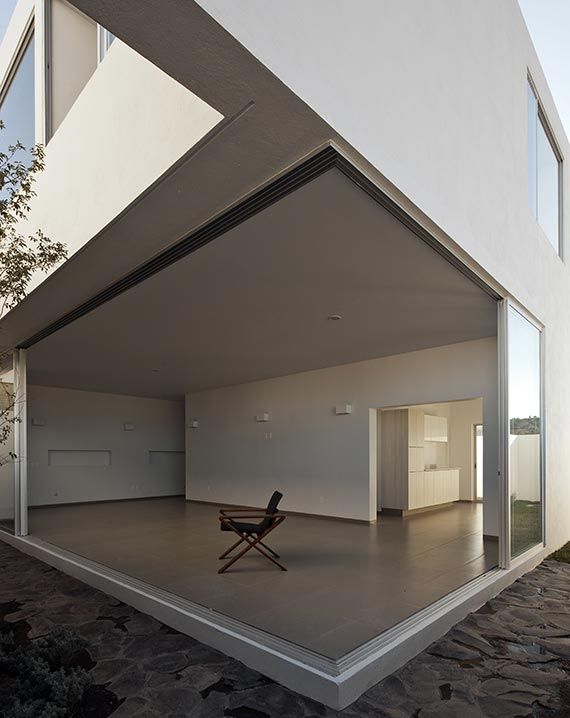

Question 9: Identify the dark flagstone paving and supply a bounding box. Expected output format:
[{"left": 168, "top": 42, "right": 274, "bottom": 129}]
[{"left": 0, "top": 540, "right": 570, "bottom": 717}]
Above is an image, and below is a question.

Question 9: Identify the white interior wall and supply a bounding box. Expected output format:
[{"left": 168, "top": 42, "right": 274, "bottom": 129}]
[
  {"left": 449, "top": 398, "right": 484, "bottom": 501},
  {"left": 50, "top": 0, "right": 97, "bottom": 136},
  {"left": 28, "top": 385, "right": 185, "bottom": 506},
  {"left": 187, "top": 338, "right": 498, "bottom": 529}
]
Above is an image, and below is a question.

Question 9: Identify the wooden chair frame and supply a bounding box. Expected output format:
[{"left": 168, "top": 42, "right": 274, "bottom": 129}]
[{"left": 218, "top": 508, "right": 287, "bottom": 574}]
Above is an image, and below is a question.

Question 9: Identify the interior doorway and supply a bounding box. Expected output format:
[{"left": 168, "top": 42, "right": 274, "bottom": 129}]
[{"left": 474, "top": 424, "right": 483, "bottom": 501}]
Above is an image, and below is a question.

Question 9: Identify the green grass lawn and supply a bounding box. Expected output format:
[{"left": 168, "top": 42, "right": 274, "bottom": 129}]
[
  {"left": 550, "top": 542, "right": 570, "bottom": 563},
  {"left": 511, "top": 499, "right": 542, "bottom": 558}
]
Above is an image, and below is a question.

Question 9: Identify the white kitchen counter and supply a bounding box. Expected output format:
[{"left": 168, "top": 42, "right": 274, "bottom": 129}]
[{"left": 408, "top": 468, "right": 460, "bottom": 509}]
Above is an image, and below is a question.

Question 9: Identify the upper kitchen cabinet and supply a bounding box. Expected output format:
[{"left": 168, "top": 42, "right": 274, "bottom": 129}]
[{"left": 424, "top": 414, "right": 448, "bottom": 442}]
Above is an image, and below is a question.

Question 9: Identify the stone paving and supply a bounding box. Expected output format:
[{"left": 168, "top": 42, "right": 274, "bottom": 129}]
[{"left": 0, "top": 539, "right": 570, "bottom": 717}]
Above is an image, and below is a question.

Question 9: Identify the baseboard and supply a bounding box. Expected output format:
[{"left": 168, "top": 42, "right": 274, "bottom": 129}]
[
  {"left": 380, "top": 501, "right": 458, "bottom": 517},
  {"left": 186, "top": 497, "right": 372, "bottom": 524},
  {"left": 29, "top": 494, "right": 185, "bottom": 510}
]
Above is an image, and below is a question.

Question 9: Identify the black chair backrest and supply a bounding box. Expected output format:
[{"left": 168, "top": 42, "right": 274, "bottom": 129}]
[{"left": 259, "top": 491, "right": 283, "bottom": 533}]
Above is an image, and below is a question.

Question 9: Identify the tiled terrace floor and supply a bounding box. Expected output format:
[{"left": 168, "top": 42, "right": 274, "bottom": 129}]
[
  {"left": 29, "top": 498, "right": 498, "bottom": 658},
  {"left": 1, "top": 539, "right": 570, "bottom": 716}
]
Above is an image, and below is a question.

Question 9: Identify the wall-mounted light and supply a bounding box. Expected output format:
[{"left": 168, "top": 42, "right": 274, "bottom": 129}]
[
  {"left": 335, "top": 404, "right": 353, "bottom": 415},
  {"left": 31, "top": 417, "right": 45, "bottom": 427},
  {"left": 124, "top": 423, "right": 135, "bottom": 431},
  {"left": 189, "top": 420, "right": 199, "bottom": 429},
  {"left": 255, "top": 413, "right": 270, "bottom": 423},
  {"left": 328, "top": 314, "right": 342, "bottom": 321}
]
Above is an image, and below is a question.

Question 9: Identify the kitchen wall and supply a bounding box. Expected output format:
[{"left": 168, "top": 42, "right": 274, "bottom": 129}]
[
  {"left": 186, "top": 337, "right": 498, "bottom": 529},
  {"left": 28, "top": 385, "right": 185, "bottom": 506},
  {"left": 449, "top": 398, "right": 484, "bottom": 501},
  {"left": 378, "top": 398, "right": 483, "bottom": 506}
]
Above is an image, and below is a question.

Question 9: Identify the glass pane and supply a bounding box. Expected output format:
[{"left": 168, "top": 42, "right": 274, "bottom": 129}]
[
  {"left": 537, "top": 117, "right": 560, "bottom": 252},
  {"left": 528, "top": 83, "right": 538, "bottom": 217},
  {"left": 0, "top": 34, "right": 35, "bottom": 156},
  {"left": 0, "top": 0, "right": 18, "bottom": 43},
  {"left": 0, "top": 361, "right": 15, "bottom": 533},
  {"left": 509, "top": 306, "right": 542, "bottom": 557},
  {"left": 98, "top": 27, "right": 115, "bottom": 61}
]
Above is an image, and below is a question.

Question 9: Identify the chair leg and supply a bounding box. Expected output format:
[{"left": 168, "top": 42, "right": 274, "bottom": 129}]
[
  {"left": 218, "top": 522, "right": 287, "bottom": 573},
  {"left": 258, "top": 539, "right": 280, "bottom": 558},
  {"left": 218, "top": 535, "right": 257, "bottom": 574},
  {"left": 250, "top": 540, "right": 287, "bottom": 571},
  {"left": 219, "top": 534, "right": 246, "bottom": 559}
]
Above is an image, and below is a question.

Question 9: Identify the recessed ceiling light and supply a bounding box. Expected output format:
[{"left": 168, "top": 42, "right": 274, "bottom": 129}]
[{"left": 328, "top": 314, "right": 342, "bottom": 321}]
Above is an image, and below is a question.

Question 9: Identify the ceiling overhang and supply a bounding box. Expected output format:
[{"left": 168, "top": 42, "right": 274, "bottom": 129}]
[{"left": 26, "top": 156, "right": 498, "bottom": 399}]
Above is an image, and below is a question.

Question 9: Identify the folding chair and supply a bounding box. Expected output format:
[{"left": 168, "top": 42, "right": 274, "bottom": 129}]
[{"left": 218, "top": 491, "right": 286, "bottom": 574}]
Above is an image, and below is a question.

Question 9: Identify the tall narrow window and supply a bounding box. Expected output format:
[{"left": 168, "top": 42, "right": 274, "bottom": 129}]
[
  {"left": 97, "top": 26, "right": 115, "bottom": 63},
  {"left": 528, "top": 80, "right": 561, "bottom": 254},
  {"left": 0, "top": 33, "right": 35, "bottom": 156},
  {"left": 508, "top": 306, "right": 543, "bottom": 558},
  {"left": 0, "top": 0, "right": 18, "bottom": 43}
]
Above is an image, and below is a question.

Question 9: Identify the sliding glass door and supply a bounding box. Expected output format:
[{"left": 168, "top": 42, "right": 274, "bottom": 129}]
[
  {"left": 0, "top": 357, "right": 15, "bottom": 533},
  {"left": 507, "top": 304, "right": 543, "bottom": 558}
]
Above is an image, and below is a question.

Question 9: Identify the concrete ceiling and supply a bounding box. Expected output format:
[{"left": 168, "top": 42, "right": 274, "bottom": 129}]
[
  {"left": 0, "top": 0, "right": 337, "bottom": 353},
  {"left": 27, "top": 169, "right": 497, "bottom": 398}
]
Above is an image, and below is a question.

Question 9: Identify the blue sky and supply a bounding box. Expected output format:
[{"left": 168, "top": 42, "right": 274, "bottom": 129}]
[{"left": 518, "top": 0, "right": 570, "bottom": 138}]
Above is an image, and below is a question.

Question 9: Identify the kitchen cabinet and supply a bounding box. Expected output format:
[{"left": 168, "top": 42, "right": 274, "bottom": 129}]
[
  {"left": 424, "top": 414, "right": 448, "bottom": 442},
  {"left": 408, "top": 469, "right": 460, "bottom": 510},
  {"left": 380, "top": 407, "right": 458, "bottom": 513}
]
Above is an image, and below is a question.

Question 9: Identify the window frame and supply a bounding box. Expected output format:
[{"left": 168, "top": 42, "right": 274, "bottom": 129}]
[
  {"left": 527, "top": 74, "right": 564, "bottom": 258},
  {"left": 0, "top": 19, "right": 34, "bottom": 111},
  {"left": 97, "top": 25, "right": 114, "bottom": 63}
]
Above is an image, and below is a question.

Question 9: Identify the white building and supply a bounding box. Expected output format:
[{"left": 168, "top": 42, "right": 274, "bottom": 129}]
[{"left": 0, "top": 0, "right": 566, "bottom": 709}]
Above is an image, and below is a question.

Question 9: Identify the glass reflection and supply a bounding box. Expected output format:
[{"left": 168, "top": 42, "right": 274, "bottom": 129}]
[
  {"left": 0, "top": 35, "right": 35, "bottom": 158},
  {"left": 508, "top": 306, "right": 542, "bottom": 557},
  {"left": 0, "top": 365, "right": 15, "bottom": 533}
]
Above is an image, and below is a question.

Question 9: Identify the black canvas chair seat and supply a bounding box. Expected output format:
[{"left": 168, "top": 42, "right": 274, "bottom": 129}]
[
  {"left": 220, "top": 519, "right": 264, "bottom": 534},
  {"left": 218, "top": 491, "right": 286, "bottom": 573}
]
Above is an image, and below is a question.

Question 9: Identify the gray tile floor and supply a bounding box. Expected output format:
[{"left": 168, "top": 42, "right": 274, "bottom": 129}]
[{"left": 29, "top": 498, "right": 498, "bottom": 659}]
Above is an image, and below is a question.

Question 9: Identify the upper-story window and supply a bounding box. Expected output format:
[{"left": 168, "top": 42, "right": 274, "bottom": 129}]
[
  {"left": 0, "top": 0, "right": 18, "bottom": 43},
  {"left": 527, "top": 79, "right": 562, "bottom": 254},
  {"left": 0, "top": 32, "right": 35, "bottom": 155},
  {"left": 97, "top": 26, "right": 115, "bottom": 62}
]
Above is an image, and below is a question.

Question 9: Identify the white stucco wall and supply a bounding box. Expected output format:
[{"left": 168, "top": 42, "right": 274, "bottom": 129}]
[
  {"left": 510, "top": 434, "right": 541, "bottom": 503},
  {"left": 28, "top": 385, "right": 185, "bottom": 506},
  {"left": 194, "top": 0, "right": 570, "bottom": 551},
  {"left": 186, "top": 338, "right": 497, "bottom": 527},
  {"left": 50, "top": 0, "right": 97, "bottom": 136},
  {"left": 22, "top": 40, "right": 222, "bottom": 292}
]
